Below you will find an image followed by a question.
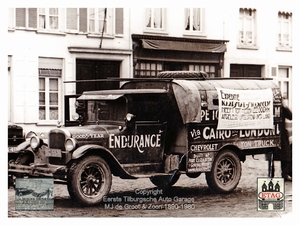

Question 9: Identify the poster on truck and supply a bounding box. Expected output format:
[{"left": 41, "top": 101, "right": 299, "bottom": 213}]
[{"left": 216, "top": 88, "right": 274, "bottom": 130}]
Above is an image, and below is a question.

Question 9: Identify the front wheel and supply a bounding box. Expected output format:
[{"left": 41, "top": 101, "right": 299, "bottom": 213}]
[
  {"left": 67, "top": 155, "right": 112, "bottom": 206},
  {"left": 205, "top": 149, "right": 241, "bottom": 193}
]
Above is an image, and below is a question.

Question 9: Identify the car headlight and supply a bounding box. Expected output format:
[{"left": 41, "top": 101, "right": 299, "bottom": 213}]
[
  {"left": 65, "top": 138, "right": 77, "bottom": 151},
  {"left": 30, "top": 136, "right": 42, "bottom": 149},
  {"left": 25, "top": 131, "right": 37, "bottom": 140}
]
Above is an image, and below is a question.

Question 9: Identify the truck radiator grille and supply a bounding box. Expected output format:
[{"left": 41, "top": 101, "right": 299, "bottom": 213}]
[{"left": 49, "top": 132, "right": 65, "bottom": 151}]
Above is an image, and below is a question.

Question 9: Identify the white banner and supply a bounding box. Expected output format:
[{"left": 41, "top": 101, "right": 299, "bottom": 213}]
[{"left": 216, "top": 88, "right": 274, "bottom": 130}]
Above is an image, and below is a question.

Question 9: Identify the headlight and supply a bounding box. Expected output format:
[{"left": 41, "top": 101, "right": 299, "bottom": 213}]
[
  {"left": 65, "top": 138, "right": 77, "bottom": 151},
  {"left": 30, "top": 136, "right": 41, "bottom": 149},
  {"left": 25, "top": 131, "right": 37, "bottom": 140}
]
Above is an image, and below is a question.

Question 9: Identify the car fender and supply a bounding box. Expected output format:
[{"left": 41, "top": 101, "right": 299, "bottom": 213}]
[
  {"left": 15, "top": 140, "right": 31, "bottom": 152},
  {"left": 71, "top": 144, "right": 135, "bottom": 179}
]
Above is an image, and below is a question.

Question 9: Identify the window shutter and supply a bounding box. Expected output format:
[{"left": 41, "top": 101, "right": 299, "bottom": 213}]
[
  {"left": 28, "top": 8, "right": 37, "bottom": 28},
  {"left": 39, "top": 57, "right": 63, "bottom": 70},
  {"left": 67, "top": 8, "right": 78, "bottom": 30},
  {"left": 115, "top": 8, "right": 123, "bottom": 35},
  {"left": 16, "top": 8, "right": 26, "bottom": 27},
  {"left": 271, "top": 67, "right": 277, "bottom": 76},
  {"left": 79, "top": 8, "right": 87, "bottom": 32}
]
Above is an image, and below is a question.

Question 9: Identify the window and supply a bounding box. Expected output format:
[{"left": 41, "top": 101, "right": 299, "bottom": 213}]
[
  {"left": 134, "top": 62, "right": 219, "bottom": 78},
  {"left": 145, "top": 8, "right": 165, "bottom": 30},
  {"left": 184, "top": 8, "right": 204, "bottom": 32},
  {"left": 277, "top": 67, "right": 292, "bottom": 107},
  {"left": 239, "top": 8, "right": 257, "bottom": 47},
  {"left": 67, "top": 8, "right": 123, "bottom": 35},
  {"left": 39, "top": 8, "right": 59, "bottom": 30},
  {"left": 15, "top": 8, "right": 37, "bottom": 29},
  {"left": 134, "top": 62, "right": 163, "bottom": 77},
  {"left": 39, "top": 70, "right": 61, "bottom": 121},
  {"left": 188, "top": 64, "right": 217, "bottom": 78},
  {"left": 88, "top": 8, "right": 113, "bottom": 35},
  {"left": 38, "top": 58, "right": 63, "bottom": 122},
  {"left": 278, "top": 12, "right": 292, "bottom": 49}
]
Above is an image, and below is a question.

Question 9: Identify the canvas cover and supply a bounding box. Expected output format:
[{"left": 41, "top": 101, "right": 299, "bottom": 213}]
[{"left": 172, "top": 79, "right": 279, "bottom": 129}]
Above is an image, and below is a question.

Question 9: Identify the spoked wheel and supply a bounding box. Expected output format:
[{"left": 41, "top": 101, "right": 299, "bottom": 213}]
[
  {"left": 67, "top": 155, "right": 112, "bottom": 206},
  {"left": 206, "top": 149, "right": 241, "bottom": 193}
]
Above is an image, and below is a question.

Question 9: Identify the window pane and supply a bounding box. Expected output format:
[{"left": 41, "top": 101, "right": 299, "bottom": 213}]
[
  {"left": 49, "top": 8, "right": 58, "bottom": 15},
  {"left": 50, "top": 93, "right": 58, "bottom": 105},
  {"left": 282, "top": 81, "right": 289, "bottom": 100},
  {"left": 39, "top": 78, "right": 45, "bottom": 91},
  {"left": 98, "top": 8, "right": 105, "bottom": 33},
  {"left": 50, "top": 107, "right": 58, "bottom": 120},
  {"left": 39, "top": 106, "right": 45, "bottom": 120},
  {"left": 50, "top": 16, "right": 58, "bottom": 29},
  {"left": 145, "top": 8, "right": 151, "bottom": 27},
  {"left": 39, "top": 8, "right": 46, "bottom": 29},
  {"left": 193, "top": 8, "right": 201, "bottom": 31},
  {"left": 49, "top": 8, "right": 59, "bottom": 29},
  {"left": 39, "top": 15, "right": 46, "bottom": 28},
  {"left": 184, "top": 8, "right": 190, "bottom": 30},
  {"left": 153, "top": 8, "right": 162, "bottom": 28},
  {"left": 279, "top": 68, "right": 289, "bottom": 78},
  {"left": 49, "top": 78, "right": 58, "bottom": 91},
  {"left": 39, "top": 92, "right": 45, "bottom": 105},
  {"left": 89, "top": 8, "right": 95, "bottom": 32}
]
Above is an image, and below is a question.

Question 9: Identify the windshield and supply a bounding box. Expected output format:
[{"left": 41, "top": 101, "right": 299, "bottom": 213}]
[{"left": 86, "top": 97, "right": 127, "bottom": 123}]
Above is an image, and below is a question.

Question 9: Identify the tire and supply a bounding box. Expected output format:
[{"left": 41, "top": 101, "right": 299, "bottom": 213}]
[
  {"left": 157, "top": 71, "right": 208, "bottom": 79},
  {"left": 150, "top": 174, "right": 180, "bottom": 189},
  {"left": 205, "top": 149, "right": 241, "bottom": 193},
  {"left": 67, "top": 155, "right": 112, "bottom": 206}
]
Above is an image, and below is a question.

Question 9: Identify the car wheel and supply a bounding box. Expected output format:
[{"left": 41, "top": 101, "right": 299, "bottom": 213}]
[
  {"left": 205, "top": 149, "right": 241, "bottom": 193},
  {"left": 67, "top": 155, "right": 112, "bottom": 206}
]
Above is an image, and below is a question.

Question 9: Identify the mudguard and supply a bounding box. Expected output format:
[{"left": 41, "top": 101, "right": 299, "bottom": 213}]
[{"left": 72, "top": 144, "right": 135, "bottom": 179}]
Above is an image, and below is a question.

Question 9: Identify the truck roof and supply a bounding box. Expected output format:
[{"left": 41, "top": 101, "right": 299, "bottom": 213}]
[{"left": 77, "top": 89, "right": 167, "bottom": 100}]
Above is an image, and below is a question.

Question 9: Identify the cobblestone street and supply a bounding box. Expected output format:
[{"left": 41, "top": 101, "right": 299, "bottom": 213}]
[{"left": 8, "top": 155, "right": 292, "bottom": 218}]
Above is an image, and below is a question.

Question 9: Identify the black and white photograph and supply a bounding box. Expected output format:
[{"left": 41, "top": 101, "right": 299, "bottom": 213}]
[{"left": 3, "top": 0, "right": 299, "bottom": 222}]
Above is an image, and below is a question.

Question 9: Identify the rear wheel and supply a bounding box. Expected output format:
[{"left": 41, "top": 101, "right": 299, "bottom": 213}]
[
  {"left": 67, "top": 155, "right": 112, "bottom": 206},
  {"left": 206, "top": 149, "right": 241, "bottom": 193}
]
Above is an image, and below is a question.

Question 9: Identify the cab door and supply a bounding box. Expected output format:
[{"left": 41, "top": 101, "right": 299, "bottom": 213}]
[{"left": 113, "top": 93, "right": 168, "bottom": 174}]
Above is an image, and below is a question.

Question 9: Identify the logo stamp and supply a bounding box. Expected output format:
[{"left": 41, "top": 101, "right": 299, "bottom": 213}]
[
  {"left": 257, "top": 177, "right": 285, "bottom": 211},
  {"left": 15, "top": 178, "right": 54, "bottom": 211}
]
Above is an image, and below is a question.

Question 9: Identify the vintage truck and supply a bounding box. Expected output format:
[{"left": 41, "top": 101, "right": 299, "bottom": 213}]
[{"left": 8, "top": 71, "right": 283, "bottom": 205}]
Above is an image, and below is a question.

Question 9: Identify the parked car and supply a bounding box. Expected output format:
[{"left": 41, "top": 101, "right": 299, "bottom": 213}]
[{"left": 8, "top": 123, "right": 24, "bottom": 152}]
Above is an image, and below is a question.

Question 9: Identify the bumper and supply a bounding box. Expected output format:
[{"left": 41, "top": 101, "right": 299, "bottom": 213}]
[{"left": 8, "top": 163, "right": 67, "bottom": 180}]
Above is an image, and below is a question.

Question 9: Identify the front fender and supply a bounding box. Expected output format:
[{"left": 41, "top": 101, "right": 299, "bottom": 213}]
[
  {"left": 8, "top": 146, "right": 35, "bottom": 162},
  {"left": 71, "top": 144, "right": 136, "bottom": 179},
  {"left": 72, "top": 144, "right": 109, "bottom": 159},
  {"left": 15, "top": 140, "right": 31, "bottom": 152}
]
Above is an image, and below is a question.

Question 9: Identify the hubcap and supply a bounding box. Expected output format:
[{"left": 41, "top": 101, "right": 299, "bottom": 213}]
[{"left": 80, "top": 165, "right": 104, "bottom": 197}]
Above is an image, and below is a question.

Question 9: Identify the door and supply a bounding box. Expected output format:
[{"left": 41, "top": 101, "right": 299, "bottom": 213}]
[{"left": 76, "top": 59, "right": 120, "bottom": 94}]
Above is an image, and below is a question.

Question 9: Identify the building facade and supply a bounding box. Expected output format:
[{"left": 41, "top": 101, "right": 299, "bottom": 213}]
[{"left": 7, "top": 6, "right": 294, "bottom": 132}]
